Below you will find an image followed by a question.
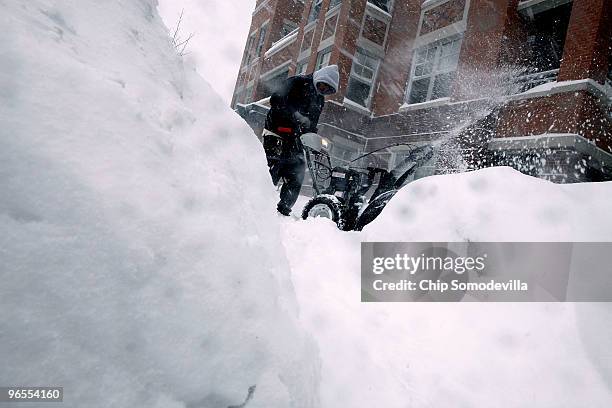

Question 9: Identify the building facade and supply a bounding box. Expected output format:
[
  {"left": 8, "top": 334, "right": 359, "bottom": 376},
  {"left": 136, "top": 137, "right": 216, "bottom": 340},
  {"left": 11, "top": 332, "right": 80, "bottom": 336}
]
[{"left": 232, "top": 0, "right": 612, "bottom": 184}]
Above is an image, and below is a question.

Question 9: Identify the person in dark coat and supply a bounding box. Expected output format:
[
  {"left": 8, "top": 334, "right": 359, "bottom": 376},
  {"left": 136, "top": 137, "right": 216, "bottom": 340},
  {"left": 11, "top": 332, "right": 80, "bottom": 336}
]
[{"left": 262, "top": 64, "right": 339, "bottom": 216}]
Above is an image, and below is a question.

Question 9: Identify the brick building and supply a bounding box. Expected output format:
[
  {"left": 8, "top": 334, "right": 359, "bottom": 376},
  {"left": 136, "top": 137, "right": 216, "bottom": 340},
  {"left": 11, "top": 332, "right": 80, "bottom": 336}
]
[{"left": 232, "top": 0, "right": 612, "bottom": 184}]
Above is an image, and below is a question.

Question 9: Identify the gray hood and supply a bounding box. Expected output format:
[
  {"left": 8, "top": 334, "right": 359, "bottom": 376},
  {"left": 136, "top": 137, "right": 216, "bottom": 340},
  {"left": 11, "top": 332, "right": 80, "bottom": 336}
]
[{"left": 313, "top": 64, "right": 339, "bottom": 94}]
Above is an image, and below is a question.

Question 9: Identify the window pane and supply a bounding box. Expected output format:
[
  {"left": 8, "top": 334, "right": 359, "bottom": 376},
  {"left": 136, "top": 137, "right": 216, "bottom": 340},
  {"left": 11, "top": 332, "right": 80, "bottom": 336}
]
[
  {"left": 415, "top": 62, "right": 432, "bottom": 77},
  {"left": 409, "top": 78, "right": 430, "bottom": 104},
  {"left": 255, "top": 25, "right": 267, "bottom": 56},
  {"left": 301, "top": 29, "right": 314, "bottom": 52},
  {"left": 316, "top": 50, "right": 331, "bottom": 70},
  {"left": 296, "top": 61, "right": 308, "bottom": 75},
  {"left": 367, "top": 0, "right": 391, "bottom": 13},
  {"left": 322, "top": 13, "right": 338, "bottom": 40},
  {"left": 330, "top": 0, "right": 342, "bottom": 8},
  {"left": 308, "top": 0, "right": 323, "bottom": 23},
  {"left": 346, "top": 77, "right": 372, "bottom": 107},
  {"left": 432, "top": 72, "right": 454, "bottom": 99}
]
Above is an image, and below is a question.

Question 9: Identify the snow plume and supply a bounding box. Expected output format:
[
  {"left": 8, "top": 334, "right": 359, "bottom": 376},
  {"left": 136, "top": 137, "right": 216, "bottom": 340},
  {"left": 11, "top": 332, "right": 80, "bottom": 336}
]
[
  {"left": 0, "top": 1, "right": 319, "bottom": 407},
  {"left": 432, "top": 65, "right": 530, "bottom": 174}
]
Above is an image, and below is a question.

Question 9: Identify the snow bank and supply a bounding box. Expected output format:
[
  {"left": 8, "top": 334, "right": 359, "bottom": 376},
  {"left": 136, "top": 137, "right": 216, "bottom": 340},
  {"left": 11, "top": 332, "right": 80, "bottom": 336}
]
[
  {"left": 0, "top": 1, "right": 318, "bottom": 407},
  {"left": 284, "top": 167, "right": 612, "bottom": 407}
]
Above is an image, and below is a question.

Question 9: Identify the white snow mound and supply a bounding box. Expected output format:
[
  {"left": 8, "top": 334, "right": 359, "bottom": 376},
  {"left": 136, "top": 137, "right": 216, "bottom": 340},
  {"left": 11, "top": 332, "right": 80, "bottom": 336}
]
[
  {"left": 284, "top": 167, "right": 612, "bottom": 407},
  {"left": 0, "top": 1, "right": 318, "bottom": 407}
]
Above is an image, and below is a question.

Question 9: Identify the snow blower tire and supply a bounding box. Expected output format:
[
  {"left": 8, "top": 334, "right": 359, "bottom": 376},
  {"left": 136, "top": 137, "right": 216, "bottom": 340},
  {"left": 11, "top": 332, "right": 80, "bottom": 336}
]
[{"left": 301, "top": 195, "right": 346, "bottom": 230}]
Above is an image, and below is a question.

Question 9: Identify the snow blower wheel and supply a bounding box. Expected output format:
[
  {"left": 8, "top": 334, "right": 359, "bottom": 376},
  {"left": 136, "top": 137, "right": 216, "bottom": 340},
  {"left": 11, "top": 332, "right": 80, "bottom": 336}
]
[{"left": 301, "top": 195, "right": 345, "bottom": 230}]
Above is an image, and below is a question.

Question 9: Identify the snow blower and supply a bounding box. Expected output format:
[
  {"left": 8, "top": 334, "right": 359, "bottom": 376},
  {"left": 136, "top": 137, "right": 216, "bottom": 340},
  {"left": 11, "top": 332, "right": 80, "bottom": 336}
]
[{"left": 300, "top": 132, "right": 434, "bottom": 231}]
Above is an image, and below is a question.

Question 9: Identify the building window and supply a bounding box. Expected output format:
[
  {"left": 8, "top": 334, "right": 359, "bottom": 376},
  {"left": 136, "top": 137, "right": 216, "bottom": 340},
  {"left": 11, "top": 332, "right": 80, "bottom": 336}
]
[
  {"left": 296, "top": 60, "right": 309, "bottom": 75},
  {"left": 255, "top": 23, "right": 268, "bottom": 57},
  {"left": 321, "top": 13, "right": 339, "bottom": 41},
  {"left": 407, "top": 36, "right": 462, "bottom": 104},
  {"left": 244, "top": 85, "right": 254, "bottom": 104},
  {"left": 244, "top": 32, "right": 256, "bottom": 65},
  {"left": 281, "top": 20, "right": 298, "bottom": 37},
  {"left": 301, "top": 28, "right": 315, "bottom": 53},
  {"left": 361, "top": 14, "right": 388, "bottom": 46},
  {"left": 316, "top": 47, "right": 332, "bottom": 70},
  {"left": 329, "top": 0, "right": 342, "bottom": 9},
  {"left": 308, "top": 0, "right": 324, "bottom": 24},
  {"left": 346, "top": 51, "right": 380, "bottom": 108},
  {"left": 367, "top": 0, "right": 392, "bottom": 13}
]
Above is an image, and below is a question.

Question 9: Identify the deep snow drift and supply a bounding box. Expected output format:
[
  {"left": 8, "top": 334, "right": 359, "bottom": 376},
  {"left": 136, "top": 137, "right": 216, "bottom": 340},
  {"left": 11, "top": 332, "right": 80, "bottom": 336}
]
[
  {"left": 2, "top": 1, "right": 612, "bottom": 408},
  {"left": 285, "top": 167, "right": 612, "bottom": 407},
  {"left": 1, "top": 1, "right": 318, "bottom": 407}
]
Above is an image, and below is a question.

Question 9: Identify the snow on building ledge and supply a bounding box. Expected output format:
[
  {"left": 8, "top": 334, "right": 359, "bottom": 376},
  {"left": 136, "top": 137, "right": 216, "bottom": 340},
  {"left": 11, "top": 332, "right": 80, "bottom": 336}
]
[
  {"left": 489, "top": 133, "right": 612, "bottom": 168},
  {"left": 508, "top": 79, "right": 611, "bottom": 105},
  {"left": 399, "top": 97, "right": 451, "bottom": 113},
  {"left": 264, "top": 29, "right": 299, "bottom": 58}
]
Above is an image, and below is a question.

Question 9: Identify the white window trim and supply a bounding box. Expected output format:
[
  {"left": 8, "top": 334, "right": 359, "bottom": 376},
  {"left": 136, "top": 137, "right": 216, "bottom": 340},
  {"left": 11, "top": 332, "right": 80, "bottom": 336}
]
[
  {"left": 319, "top": 8, "right": 340, "bottom": 47},
  {"left": 346, "top": 50, "right": 381, "bottom": 109},
  {"left": 255, "top": 21, "right": 269, "bottom": 57},
  {"left": 296, "top": 59, "right": 309, "bottom": 75},
  {"left": 299, "top": 25, "right": 317, "bottom": 59},
  {"left": 307, "top": 0, "right": 324, "bottom": 24},
  {"left": 358, "top": 4, "right": 392, "bottom": 52},
  {"left": 405, "top": 35, "right": 462, "bottom": 105},
  {"left": 315, "top": 47, "right": 333, "bottom": 70},
  {"left": 327, "top": 0, "right": 343, "bottom": 15},
  {"left": 366, "top": 0, "right": 394, "bottom": 15}
]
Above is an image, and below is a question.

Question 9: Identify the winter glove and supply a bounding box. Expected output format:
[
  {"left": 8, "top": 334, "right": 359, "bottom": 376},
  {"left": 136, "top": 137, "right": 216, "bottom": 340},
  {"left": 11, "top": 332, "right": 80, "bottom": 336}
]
[{"left": 293, "top": 111, "right": 311, "bottom": 129}]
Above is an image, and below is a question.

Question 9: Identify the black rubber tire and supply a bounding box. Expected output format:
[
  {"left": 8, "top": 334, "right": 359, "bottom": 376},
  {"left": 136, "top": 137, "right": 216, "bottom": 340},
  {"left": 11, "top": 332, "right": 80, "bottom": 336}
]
[{"left": 301, "top": 195, "right": 346, "bottom": 230}]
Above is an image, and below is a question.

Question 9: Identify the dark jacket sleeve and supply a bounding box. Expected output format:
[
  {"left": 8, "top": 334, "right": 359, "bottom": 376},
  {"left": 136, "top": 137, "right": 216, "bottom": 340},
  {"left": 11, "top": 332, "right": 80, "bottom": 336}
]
[{"left": 305, "top": 97, "right": 325, "bottom": 133}]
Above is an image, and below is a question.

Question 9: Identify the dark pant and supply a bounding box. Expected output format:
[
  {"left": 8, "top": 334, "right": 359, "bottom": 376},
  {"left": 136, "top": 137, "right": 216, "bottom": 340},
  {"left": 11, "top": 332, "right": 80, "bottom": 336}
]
[{"left": 263, "top": 133, "right": 305, "bottom": 215}]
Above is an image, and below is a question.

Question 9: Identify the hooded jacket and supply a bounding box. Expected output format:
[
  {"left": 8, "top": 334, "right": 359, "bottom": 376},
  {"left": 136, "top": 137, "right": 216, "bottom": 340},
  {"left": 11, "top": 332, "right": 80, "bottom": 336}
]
[{"left": 264, "top": 65, "right": 339, "bottom": 138}]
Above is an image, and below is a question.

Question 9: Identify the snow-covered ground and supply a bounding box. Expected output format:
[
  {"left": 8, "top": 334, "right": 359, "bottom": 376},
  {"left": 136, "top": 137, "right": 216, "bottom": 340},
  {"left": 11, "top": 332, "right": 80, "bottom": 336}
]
[
  {"left": 1, "top": 1, "right": 611, "bottom": 408},
  {"left": 284, "top": 167, "right": 612, "bottom": 407}
]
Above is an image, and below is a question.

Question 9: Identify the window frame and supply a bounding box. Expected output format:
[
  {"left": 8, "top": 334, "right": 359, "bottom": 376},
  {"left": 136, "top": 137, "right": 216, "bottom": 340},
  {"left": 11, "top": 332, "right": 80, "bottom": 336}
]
[
  {"left": 315, "top": 47, "right": 333, "bottom": 71},
  {"left": 345, "top": 50, "right": 381, "bottom": 108},
  {"left": 366, "top": 0, "right": 393, "bottom": 14},
  {"left": 296, "top": 60, "right": 309, "bottom": 76},
  {"left": 308, "top": 0, "right": 324, "bottom": 24},
  {"left": 255, "top": 23, "right": 269, "bottom": 57},
  {"left": 320, "top": 9, "right": 340, "bottom": 44},
  {"left": 243, "top": 31, "right": 257, "bottom": 65},
  {"left": 405, "top": 35, "right": 462, "bottom": 104}
]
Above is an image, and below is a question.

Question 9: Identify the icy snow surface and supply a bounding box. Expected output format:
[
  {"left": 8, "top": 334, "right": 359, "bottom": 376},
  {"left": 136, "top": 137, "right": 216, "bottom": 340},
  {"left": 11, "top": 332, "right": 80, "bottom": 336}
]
[{"left": 2, "top": 1, "right": 612, "bottom": 408}]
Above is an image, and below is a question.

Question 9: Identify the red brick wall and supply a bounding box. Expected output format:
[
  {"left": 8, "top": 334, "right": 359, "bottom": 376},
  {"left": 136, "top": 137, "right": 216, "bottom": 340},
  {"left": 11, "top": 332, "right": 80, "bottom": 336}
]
[
  {"left": 362, "top": 14, "right": 388, "bottom": 46},
  {"left": 325, "top": 0, "right": 367, "bottom": 104},
  {"left": 496, "top": 91, "right": 612, "bottom": 153},
  {"left": 559, "top": 0, "right": 612, "bottom": 84},
  {"left": 420, "top": 0, "right": 466, "bottom": 35},
  {"left": 451, "top": 0, "right": 520, "bottom": 101},
  {"left": 370, "top": 0, "right": 421, "bottom": 116}
]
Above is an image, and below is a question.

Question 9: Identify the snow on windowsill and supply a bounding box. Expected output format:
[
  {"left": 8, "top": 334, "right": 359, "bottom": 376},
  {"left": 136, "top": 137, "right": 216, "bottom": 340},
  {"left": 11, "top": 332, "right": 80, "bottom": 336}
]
[
  {"left": 399, "top": 97, "right": 451, "bottom": 112},
  {"left": 264, "top": 29, "right": 299, "bottom": 58},
  {"left": 511, "top": 78, "right": 611, "bottom": 102}
]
